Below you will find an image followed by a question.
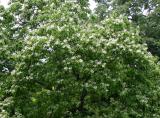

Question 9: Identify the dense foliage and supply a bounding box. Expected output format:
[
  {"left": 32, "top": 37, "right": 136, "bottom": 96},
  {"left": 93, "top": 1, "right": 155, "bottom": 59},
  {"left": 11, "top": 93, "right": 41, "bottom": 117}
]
[
  {"left": 95, "top": 0, "right": 160, "bottom": 58},
  {"left": 0, "top": 0, "right": 160, "bottom": 117}
]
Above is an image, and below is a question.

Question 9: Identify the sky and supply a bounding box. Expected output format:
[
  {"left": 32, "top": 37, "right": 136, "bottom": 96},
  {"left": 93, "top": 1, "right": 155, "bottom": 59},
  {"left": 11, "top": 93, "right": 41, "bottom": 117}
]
[
  {"left": 0, "top": 0, "right": 97, "bottom": 10},
  {"left": 89, "top": 0, "right": 97, "bottom": 11},
  {"left": 0, "top": 0, "right": 9, "bottom": 7}
]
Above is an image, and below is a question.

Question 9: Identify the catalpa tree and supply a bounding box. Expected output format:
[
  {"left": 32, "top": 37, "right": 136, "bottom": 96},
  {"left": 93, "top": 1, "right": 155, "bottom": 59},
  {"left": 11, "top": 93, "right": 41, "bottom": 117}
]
[{"left": 0, "top": 1, "right": 160, "bottom": 118}]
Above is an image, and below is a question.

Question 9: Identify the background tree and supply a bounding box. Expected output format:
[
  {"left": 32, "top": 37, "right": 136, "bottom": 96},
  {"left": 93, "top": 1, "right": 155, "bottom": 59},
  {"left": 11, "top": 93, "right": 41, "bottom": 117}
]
[{"left": 94, "top": 0, "right": 160, "bottom": 58}]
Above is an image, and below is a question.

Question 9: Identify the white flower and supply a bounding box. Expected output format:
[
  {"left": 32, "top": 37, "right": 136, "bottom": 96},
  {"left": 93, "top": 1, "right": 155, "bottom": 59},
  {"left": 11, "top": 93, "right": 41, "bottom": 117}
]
[
  {"left": 93, "top": 86, "right": 97, "bottom": 90},
  {"left": 90, "top": 69, "right": 94, "bottom": 73},
  {"left": 52, "top": 86, "right": 55, "bottom": 90},
  {"left": 39, "top": 58, "right": 48, "bottom": 64},
  {"left": 64, "top": 67, "right": 68, "bottom": 70},
  {"left": 85, "top": 83, "right": 89, "bottom": 87},
  {"left": 96, "top": 43, "right": 101, "bottom": 47},
  {"left": 79, "top": 59, "right": 83, "bottom": 63},
  {"left": 71, "top": 56, "right": 76, "bottom": 60},
  {"left": 0, "top": 16, "right": 3, "bottom": 20},
  {"left": 63, "top": 39, "right": 67, "bottom": 43},
  {"left": 68, "top": 67, "right": 72, "bottom": 70},
  {"left": 136, "top": 50, "right": 141, "bottom": 53},
  {"left": 55, "top": 40, "right": 59, "bottom": 45},
  {"left": 102, "top": 49, "right": 106, "bottom": 54},
  {"left": 65, "top": 44, "right": 71, "bottom": 49},
  {"left": 102, "top": 63, "right": 106, "bottom": 68},
  {"left": 96, "top": 61, "right": 102, "bottom": 65},
  {"left": 11, "top": 70, "right": 16, "bottom": 75}
]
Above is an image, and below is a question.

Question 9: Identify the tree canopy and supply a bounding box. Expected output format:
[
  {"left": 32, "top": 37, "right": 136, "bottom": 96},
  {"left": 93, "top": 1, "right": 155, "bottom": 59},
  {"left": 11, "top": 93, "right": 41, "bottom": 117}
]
[{"left": 0, "top": 0, "right": 160, "bottom": 118}]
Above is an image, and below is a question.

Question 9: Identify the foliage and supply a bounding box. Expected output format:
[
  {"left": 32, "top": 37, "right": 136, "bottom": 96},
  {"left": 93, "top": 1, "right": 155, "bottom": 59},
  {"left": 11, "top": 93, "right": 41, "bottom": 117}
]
[
  {"left": 94, "top": 0, "right": 160, "bottom": 59},
  {"left": 0, "top": 0, "right": 160, "bottom": 118}
]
